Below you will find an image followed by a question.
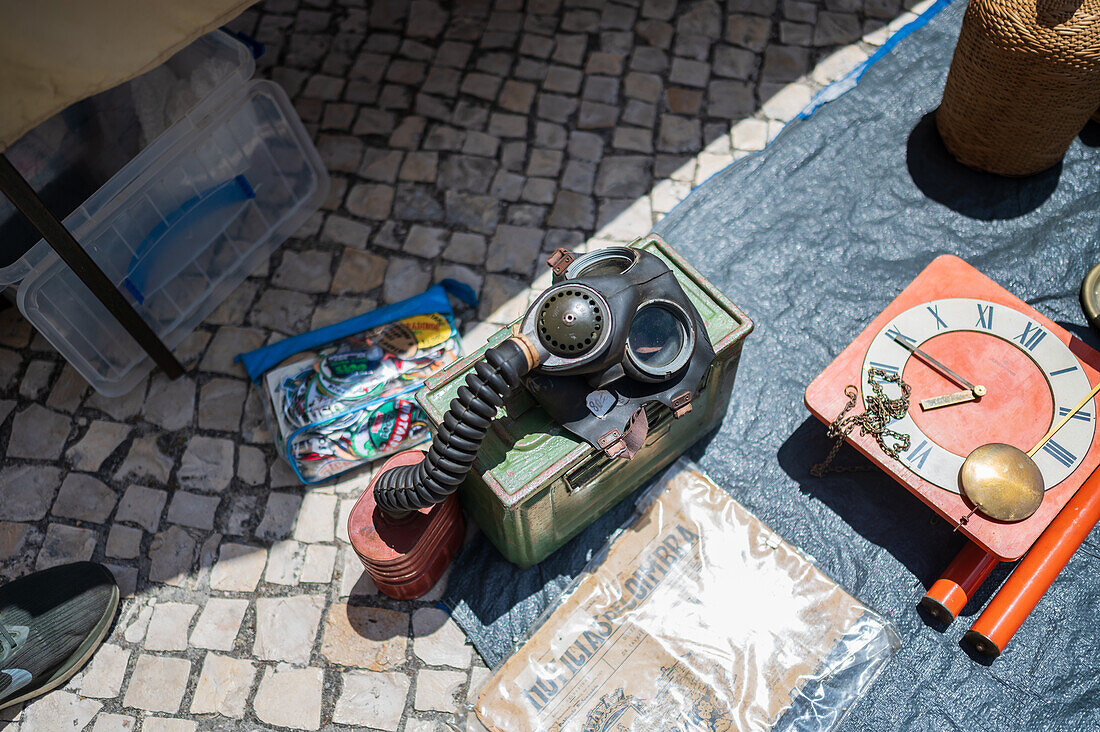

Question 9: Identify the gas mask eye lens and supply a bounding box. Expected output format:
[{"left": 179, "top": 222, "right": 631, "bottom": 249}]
[
  {"left": 629, "top": 306, "right": 683, "bottom": 367},
  {"left": 564, "top": 248, "right": 638, "bottom": 278},
  {"left": 626, "top": 302, "right": 695, "bottom": 380}
]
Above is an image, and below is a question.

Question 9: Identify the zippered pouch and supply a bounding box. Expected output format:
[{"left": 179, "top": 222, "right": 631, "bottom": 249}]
[{"left": 237, "top": 279, "right": 476, "bottom": 484}]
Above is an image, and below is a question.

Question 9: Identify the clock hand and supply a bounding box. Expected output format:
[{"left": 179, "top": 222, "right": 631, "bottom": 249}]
[
  {"left": 1027, "top": 379, "right": 1100, "bottom": 458},
  {"left": 921, "top": 389, "right": 982, "bottom": 411},
  {"left": 891, "top": 334, "right": 985, "bottom": 396}
]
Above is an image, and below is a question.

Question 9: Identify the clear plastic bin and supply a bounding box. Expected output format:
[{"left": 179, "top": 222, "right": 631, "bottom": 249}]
[{"left": 0, "top": 31, "right": 329, "bottom": 396}]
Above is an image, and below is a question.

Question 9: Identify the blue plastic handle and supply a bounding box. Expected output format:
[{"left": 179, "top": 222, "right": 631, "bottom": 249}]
[
  {"left": 235, "top": 279, "right": 478, "bottom": 381},
  {"left": 123, "top": 174, "right": 255, "bottom": 304}
]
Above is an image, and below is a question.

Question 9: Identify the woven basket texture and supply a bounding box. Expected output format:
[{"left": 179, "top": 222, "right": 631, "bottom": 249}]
[{"left": 937, "top": 0, "right": 1100, "bottom": 175}]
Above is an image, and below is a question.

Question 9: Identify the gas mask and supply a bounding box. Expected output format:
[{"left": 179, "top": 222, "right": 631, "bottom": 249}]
[
  {"left": 519, "top": 247, "right": 715, "bottom": 459},
  {"left": 371, "top": 245, "right": 715, "bottom": 517},
  {"left": 352, "top": 236, "right": 749, "bottom": 597}
]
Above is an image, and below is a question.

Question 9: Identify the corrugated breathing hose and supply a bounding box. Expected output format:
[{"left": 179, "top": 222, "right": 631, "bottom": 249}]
[{"left": 373, "top": 338, "right": 531, "bottom": 514}]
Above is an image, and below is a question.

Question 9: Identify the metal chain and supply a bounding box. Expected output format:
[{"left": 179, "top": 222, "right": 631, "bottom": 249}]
[{"left": 811, "top": 368, "right": 912, "bottom": 476}]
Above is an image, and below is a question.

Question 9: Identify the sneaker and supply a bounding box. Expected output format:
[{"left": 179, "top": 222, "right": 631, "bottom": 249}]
[{"left": 0, "top": 562, "right": 119, "bottom": 710}]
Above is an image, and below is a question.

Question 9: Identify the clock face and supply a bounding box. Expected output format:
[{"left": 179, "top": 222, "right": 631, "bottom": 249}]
[{"left": 861, "top": 297, "right": 1095, "bottom": 493}]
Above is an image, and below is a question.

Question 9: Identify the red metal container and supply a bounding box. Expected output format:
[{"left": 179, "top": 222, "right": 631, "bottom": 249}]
[{"left": 347, "top": 451, "right": 465, "bottom": 600}]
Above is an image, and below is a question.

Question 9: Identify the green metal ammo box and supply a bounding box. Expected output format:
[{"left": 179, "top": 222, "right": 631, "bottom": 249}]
[{"left": 416, "top": 234, "right": 753, "bottom": 567}]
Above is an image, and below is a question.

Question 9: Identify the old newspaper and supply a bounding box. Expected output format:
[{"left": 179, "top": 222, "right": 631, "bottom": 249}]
[{"left": 477, "top": 461, "right": 898, "bottom": 731}]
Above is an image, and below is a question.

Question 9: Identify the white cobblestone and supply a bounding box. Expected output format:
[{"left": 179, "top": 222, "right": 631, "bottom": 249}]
[
  {"left": 253, "top": 664, "right": 323, "bottom": 730},
  {"left": 114, "top": 437, "right": 173, "bottom": 485},
  {"left": 20, "top": 690, "right": 100, "bottom": 730},
  {"left": 294, "top": 492, "right": 336, "bottom": 543},
  {"left": 105, "top": 525, "right": 142, "bottom": 559},
  {"left": 300, "top": 544, "right": 337, "bottom": 583},
  {"left": 36, "top": 523, "right": 96, "bottom": 570},
  {"left": 115, "top": 485, "right": 167, "bottom": 533},
  {"left": 190, "top": 598, "right": 248, "bottom": 651},
  {"left": 264, "top": 539, "right": 306, "bottom": 585},
  {"left": 122, "top": 655, "right": 191, "bottom": 713},
  {"left": 413, "top": 607, "right": 473, "bottom": 669},
  {"left": 66, "top": 421, "right": 130, "bottom": 471},
  {"left": 144, "top": 602, "right": 198, "bottom": 651},
  {"left": 73, "top": 643, "right": 130, "bottom": 698},
  {"left": 142, "top": 719, "right": 197, "bottom": 732},
  {"left": 51, "top": 473, "right": 116, "bottom": 523},
  {"left": 166, "top": 491, "right": 220, "bottom": 530},
  {"left": 178, "top": 436, "right": 235, "bottom": 492},
  {"left": 254, "top": 595, "right": 324, "bottom": 664},
  {"left": 190, "top": 653, "right": 256, "bottom": 717},
  {"left": 0, "top": 466, "right": 60, "bottom": 521},
  {"left": 414, "top": 668, "right": 466, "bottom": 713},
  {"left": 322, "top": 603, "right": 407, "bottom": 669},
  {"left": 90, "top": 713, "right": 137, "bottom": 732},
  {"left": 334, "top": 670, "right": 410, "bottom": 730},
  {"left": 256, "top": 492, "right": 303, "bottom": 540},
  {"left": 210, "top": 543, "right": 267, "bottom": 591}
]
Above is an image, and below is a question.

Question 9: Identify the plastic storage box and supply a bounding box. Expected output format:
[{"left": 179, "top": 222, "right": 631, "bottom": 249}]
[{"left": 0, "top": 31, "right": 329, "bottom": 396}]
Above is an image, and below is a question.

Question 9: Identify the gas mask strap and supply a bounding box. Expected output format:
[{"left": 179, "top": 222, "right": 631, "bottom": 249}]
[{"left": 599, "top": 407, "right": 649, "bottom": 459}]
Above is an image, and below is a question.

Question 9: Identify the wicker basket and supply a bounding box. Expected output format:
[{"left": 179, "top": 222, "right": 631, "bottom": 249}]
[{"left": 937, "top": 0, "right": 1100, "bottom": 176}]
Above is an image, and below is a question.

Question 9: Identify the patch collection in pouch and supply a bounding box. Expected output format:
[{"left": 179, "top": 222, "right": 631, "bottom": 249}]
[{"left": 236, "top": 280, "right": 475, "bottom": 484}]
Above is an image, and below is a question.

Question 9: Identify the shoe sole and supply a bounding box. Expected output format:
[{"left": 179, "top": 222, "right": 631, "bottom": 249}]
[{"left": 0, "top": 581, "right": 120, "bottom": 711}]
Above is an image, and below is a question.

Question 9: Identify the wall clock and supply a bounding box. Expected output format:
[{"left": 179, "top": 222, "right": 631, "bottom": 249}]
[{"left": 805, "top": 255, "right": 1100, "bottom": 561}]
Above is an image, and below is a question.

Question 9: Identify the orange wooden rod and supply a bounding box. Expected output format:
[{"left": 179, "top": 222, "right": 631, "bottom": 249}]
[
  {"left": 920, "top": 541, "right": 1000, "bottom": 623},
  {"left": 966, "top": 468, "right": 1100, "bottom": 657}
]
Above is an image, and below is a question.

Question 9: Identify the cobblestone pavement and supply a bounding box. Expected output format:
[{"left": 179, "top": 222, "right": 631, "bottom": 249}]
[{"left": 0, "top": 0, "right": 928, "bottom": 729}]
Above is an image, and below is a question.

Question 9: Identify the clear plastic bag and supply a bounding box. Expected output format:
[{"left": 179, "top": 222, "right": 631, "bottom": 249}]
[{"left": 476, "top": 459, "right": 900, "bottom": 731}]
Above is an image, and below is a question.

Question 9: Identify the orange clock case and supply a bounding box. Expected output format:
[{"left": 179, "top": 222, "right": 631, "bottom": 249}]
[{"left": 805, "top": 255, "right": 1100, "bottom": 561}]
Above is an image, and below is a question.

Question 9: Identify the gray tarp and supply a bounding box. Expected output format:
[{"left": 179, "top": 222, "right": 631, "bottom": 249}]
[{"left": 446, "top": 1, "right": 1100, "bottom": 728}]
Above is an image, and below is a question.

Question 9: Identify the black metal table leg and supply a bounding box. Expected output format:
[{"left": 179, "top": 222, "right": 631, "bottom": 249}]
[{"left": 0, "top": 154, "right": 183, "bottom": 380}]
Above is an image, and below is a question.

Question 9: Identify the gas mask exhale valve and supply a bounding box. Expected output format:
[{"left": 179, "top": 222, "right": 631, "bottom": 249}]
[{"left": 372, "top": 246, "right": 714, "bottom": 516}]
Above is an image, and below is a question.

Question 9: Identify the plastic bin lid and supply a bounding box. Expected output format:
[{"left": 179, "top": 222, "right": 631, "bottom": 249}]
[{"left": 0, "top": 30, "right": 254, "bottom": 286}]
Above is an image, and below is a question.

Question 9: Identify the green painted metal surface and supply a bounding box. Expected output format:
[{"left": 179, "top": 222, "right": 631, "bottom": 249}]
[{"left": 418, "top": 234, "right": 753, "bottom": 567}]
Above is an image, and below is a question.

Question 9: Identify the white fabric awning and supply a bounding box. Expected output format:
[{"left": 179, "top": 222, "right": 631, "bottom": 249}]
[{"left": 0, "top": 0, "right": 254, "bottom": 151}]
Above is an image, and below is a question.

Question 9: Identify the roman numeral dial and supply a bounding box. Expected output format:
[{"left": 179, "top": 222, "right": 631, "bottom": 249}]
[{"left": 863, "top": 298, "right": 1094, "bottom": 494}]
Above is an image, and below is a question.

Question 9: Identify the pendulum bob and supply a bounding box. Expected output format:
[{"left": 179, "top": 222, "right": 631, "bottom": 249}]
[{"left": 959, "top": 443, "right": 1044, "bottom": 522}]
